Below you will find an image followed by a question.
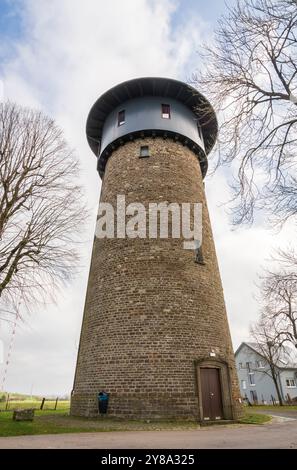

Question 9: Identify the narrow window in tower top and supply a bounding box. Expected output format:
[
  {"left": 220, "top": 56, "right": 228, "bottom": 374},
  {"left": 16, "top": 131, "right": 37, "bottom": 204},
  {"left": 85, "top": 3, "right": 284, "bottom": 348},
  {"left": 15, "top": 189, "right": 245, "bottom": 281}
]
[
  {"left": 139, "top": 145, "right": 150, "bottom": 158},
  {"left": 161, "top": 104, "right": 171, "bottom": 119},
  {"left": 118, "top": 109, "right": 125, "bottom": 126}
]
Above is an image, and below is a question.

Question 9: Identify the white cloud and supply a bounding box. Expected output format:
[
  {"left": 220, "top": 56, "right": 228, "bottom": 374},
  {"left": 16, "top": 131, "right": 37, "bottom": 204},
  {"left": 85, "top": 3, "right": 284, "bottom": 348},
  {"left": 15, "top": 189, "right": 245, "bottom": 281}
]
[{"left": 0, "top": 79, "right": 3, "bottom": 101}]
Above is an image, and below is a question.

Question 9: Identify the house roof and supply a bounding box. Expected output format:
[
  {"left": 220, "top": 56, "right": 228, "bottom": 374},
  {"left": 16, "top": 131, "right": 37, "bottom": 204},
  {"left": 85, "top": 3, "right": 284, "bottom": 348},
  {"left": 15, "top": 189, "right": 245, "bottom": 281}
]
[{"left": 235, "top": 342, "right": 297, "bottom": 370}]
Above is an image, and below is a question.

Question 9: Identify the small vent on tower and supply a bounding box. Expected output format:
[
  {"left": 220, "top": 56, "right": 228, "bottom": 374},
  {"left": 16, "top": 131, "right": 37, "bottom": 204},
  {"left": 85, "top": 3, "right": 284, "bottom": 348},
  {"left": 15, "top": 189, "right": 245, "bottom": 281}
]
[
  {"left": 139, "top": 145, "right": 150, "bottom": 158},
  {"left": 195, "top": 246, "right": 205, "bottom": 265},
  {"left": 118, "top": 110, "right": 125, "bottom": 126},
  {"left": 161, "top": 103, "right": 171, "bottom": 119}
]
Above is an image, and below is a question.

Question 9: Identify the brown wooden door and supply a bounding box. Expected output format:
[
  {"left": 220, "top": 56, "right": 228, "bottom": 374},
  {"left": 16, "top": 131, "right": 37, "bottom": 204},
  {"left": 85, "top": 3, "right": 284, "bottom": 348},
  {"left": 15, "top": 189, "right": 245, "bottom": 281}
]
[{"left": 200, "top": 368, "right": 223, "bottom": 420}]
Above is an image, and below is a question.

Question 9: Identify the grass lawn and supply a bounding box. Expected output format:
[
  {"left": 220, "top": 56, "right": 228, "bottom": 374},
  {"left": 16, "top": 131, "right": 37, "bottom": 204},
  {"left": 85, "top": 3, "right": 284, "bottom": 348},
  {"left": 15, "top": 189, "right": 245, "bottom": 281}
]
[
  {"left": 238, "top": 412, "right": 271, "bottom": 425},
  {"left": 249, "top": 405, "right": 297, "bottom": 411},
  {"left": 0, "top": 409, "right": 203, "bottom": 437},
  {"left": 0, "top": 405, "right": 274, "bottom": 437}
]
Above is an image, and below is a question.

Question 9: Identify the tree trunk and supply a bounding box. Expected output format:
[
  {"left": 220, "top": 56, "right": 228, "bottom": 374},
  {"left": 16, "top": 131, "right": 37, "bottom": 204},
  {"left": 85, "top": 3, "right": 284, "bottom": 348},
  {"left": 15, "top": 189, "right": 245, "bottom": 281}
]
[{"left": 271, "top": 371, "right": 283, "bottom": 406}]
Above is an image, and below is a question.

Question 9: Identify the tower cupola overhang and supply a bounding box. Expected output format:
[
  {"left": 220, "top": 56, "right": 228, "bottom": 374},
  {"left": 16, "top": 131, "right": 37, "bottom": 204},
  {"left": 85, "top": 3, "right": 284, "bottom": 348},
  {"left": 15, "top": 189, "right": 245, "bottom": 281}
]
[{"left": 86, "top": 77, "right": 218, "bottom": 179}]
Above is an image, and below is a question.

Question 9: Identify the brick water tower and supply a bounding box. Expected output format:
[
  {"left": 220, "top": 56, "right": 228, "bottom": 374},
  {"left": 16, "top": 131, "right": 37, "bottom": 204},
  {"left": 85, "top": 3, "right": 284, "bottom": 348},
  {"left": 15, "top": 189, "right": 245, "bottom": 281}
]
[{"left": 71, "top": 77, "right": 242, "bottom": 422}]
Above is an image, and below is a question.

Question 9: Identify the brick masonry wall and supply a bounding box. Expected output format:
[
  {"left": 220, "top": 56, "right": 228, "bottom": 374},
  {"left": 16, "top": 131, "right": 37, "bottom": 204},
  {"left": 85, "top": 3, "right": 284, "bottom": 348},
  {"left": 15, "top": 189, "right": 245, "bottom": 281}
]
[{"left": 71, "top": 137, "right": 243, "bottom": 420}]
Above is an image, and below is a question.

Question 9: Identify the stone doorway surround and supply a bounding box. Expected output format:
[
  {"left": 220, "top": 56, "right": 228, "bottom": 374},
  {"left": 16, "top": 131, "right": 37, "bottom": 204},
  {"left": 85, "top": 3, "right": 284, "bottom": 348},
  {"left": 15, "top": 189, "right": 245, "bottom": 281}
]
[{"left": 195, "top": 357, "right": 235, "bottom": 422}]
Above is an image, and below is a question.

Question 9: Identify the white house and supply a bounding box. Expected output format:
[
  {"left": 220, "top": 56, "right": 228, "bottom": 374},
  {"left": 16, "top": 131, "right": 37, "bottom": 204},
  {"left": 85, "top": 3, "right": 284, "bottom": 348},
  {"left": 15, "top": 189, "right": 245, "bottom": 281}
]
[{"left": 235, "top": 342, "right": 297, "bottom": 404}]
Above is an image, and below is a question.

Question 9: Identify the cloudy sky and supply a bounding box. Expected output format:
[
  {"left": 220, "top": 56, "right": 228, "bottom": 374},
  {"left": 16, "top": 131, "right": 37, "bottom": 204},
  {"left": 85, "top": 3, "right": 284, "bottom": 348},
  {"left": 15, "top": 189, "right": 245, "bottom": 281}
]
[{"left": 0, "top": 0, "right": 293, "bottom": 397}]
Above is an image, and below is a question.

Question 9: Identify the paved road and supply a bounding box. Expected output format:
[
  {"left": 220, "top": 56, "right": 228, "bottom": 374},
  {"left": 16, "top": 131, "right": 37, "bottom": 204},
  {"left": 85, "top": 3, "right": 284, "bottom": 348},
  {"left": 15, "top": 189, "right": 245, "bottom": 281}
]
[
  {"left": 254, "top": 409, "right": 297, "bottom": 420},
  {"left": 0, "top": 419, "right": 297, "bottom": 449}
]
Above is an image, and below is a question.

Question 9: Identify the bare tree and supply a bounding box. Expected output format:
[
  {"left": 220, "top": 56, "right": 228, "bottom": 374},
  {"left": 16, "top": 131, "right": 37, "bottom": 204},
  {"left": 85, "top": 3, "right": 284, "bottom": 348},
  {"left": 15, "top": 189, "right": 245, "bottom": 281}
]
[
  {"left": 193, "top": 0, "right": 297, "bottom": 225},
  {"left": 260, "top": 270, "right": 297, "bottom": 349},
  {"left": 0, "top": 101, "right": 86, "bottom": 312},
  {"left": 250, "top": 314, "right": 289, "bottom": 405}
]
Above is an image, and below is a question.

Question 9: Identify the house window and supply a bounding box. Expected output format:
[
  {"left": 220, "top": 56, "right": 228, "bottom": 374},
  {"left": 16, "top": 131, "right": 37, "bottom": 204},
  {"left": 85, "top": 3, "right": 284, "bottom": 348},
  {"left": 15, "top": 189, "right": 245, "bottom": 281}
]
[
  {"left": 286, "top": 379, "right": 296, "bottom": 388},
  {"left": 139, "top": 145, "right": 150, "bottom": 158},
  {"left": 238, "top": 363, "right": 243, "bottom": 369},
  {"left": 256, "top": 360, "right": 265, "bottom": 368},
  {"left": 246, "top": 361, "right": 251, "bottom": 371},
  {"left": 241, "top": 380, "right": 246, "bottom": 390},
  {"left": 248, "top": 373, "right": 255, "bottom": 386},
  {"left": 161, "top": 103, "right": 171, "bottom": 119},
  {"left": 118, "top": 109, "right": 125, "bottom": 126}
]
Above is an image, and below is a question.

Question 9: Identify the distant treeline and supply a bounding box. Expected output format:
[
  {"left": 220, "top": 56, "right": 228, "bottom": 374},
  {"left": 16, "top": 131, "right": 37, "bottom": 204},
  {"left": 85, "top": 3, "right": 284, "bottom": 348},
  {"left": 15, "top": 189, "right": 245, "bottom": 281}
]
[{"left": 0, "top": 392, "right": 70, "bottom": 402}]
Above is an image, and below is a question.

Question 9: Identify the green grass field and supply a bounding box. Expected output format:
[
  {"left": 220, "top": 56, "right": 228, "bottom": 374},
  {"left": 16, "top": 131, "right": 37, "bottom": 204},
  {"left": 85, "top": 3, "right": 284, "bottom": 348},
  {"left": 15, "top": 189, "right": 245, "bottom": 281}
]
[
  {"left": 0, "top": 409, "right": 202, "bottom": 437},
  {"left": 0, "top": 399, "right": 70, "bottom": 412},
  {"left": 238, "top": 412, "right": 271, "bottom": 425},
  {"left": 248, "top": 405, "right": 297, "bottom": 411},
  {"left": 0, "top": 401, "right": 274, "bottom": 437}
]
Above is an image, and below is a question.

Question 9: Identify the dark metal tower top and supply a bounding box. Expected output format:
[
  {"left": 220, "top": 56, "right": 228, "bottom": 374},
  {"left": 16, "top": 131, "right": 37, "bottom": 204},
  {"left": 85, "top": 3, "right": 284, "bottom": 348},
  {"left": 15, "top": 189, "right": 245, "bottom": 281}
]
[{"left": 86, "top": 77, "right": 218, "bottom": 178}]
